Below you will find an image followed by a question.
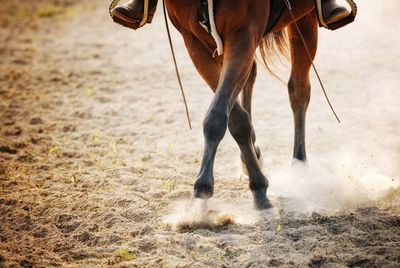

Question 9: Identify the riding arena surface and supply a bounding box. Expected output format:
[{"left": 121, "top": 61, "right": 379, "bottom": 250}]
[{"left": 0, "top": 0, "right": 399, "bottom": 267}]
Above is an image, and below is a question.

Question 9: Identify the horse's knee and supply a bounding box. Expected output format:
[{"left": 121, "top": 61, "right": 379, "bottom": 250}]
[
  {"left": 228, "top": 108, "right": 252, "bottom": 145},
  {"left": 203, "top": 109, "right": 228, "bottom": 143}
]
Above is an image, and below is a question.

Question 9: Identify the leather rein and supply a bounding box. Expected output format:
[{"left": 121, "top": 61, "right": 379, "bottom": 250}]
[{"left": 109, "top": 0, "right": 192, "bottom": 129}]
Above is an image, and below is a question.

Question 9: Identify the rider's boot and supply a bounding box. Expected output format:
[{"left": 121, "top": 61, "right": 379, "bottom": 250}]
[
  {"left": 322, "top": 0, "right": 350, "bottom": 25},
  {"left": 111, "top": 0, "right": 158, "bottom": 29}
]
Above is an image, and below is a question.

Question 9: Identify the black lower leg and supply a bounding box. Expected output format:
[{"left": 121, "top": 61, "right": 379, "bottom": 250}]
[
  {"left": 288, "top": 79, "right": 310, "bottom": 163},
  {"left": 194, "top": 108, "right": 229, "bottom": 198},
  {"left": 229, "top": 103, "right": 272, "bottom": 209},
  {"left": 240, "top": 62, "right": 262, "bottom": 168},
  {"left": 292, "top": 108, "right": 307, "bottom": 161}
]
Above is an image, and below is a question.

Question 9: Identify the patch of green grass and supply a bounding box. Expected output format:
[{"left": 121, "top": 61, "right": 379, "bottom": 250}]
[
  {"left": 276, "top": 224, "right": 283, "bottom": 233},
  {"left": 12, "top": 2, "right": 76, "bottom": 20},
  {"left": 92, "top": 134, "right": 99, "bottom": 143},
  {"left": 167, "top": 143, "right": 174, "bottom": 154},
  {"left": 70, "top": 175, "right": 77, "bottom": 184},
  {"left": 113, "top": 249, "right": 136, "bottom": 263},
  {"left": 165, "top": 179, "right": 176, "bottom": 191},
  {"left": 65, "top": 8, "right": 76, "bottom": 18},
  {"left": 36, "top": 5, "right": 63, "bottom": 18},
  {"left": 48, "top": 146, "right": 59, "bottom": 155},
  {"left": 86, "top": 86, "right": 94, "bottom": 96},
  {"left": 15, "top": 8, "right": 29, "bottom": 18},
  {"left": 111, "top": 143, "right": 118, "bottom": 154}
]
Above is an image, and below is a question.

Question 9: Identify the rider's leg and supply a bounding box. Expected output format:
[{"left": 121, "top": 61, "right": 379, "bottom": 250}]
[
  {"left": 111, "top": 0, "right": 158, "bottom": 24},
  {"left": 322, "top": 0, "right": 350, "bottom": 24}
]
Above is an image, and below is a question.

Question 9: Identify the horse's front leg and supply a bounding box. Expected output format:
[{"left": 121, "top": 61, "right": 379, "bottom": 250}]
[{"left": 194, "top": 33, "right": 258, "bottom": 199}]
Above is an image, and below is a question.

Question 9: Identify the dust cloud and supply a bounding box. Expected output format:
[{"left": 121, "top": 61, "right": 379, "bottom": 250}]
[
  {"left": 164, "top": 198, "right": 272, "bottom": 231},
  {"left": 269, "top": 153, "right": 399, "bottom": 212}
]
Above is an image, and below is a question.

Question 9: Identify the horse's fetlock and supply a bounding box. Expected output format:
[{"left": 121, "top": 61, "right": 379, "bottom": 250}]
[{"left": 249, "top": 177, "right": 268, "bottom": 192}]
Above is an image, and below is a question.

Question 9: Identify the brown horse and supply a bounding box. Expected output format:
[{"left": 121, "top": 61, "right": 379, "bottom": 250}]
[{"left": 165, "top": 0, "right": 318, "bottom": 209}]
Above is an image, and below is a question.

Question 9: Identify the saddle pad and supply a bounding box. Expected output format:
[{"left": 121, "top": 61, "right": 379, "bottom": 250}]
[{"left": 264, "top": 0, "right": 286, "bottom": 35}]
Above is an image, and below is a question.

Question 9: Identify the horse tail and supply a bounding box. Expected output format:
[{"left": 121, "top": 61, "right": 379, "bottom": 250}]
[{"left": 258, "top": 29, "right": 289, "bottom": 81}]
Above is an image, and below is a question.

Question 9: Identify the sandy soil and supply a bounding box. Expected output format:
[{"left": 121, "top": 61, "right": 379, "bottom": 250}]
[{"left": 1, "top": 0, "right": 399, "bottom": 267}]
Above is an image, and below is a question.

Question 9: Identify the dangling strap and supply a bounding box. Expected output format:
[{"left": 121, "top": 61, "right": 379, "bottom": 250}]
[
  {"left": 207, "top": 0, "right": 224, "bottom": 56},
  {"left": 139, "top": 0, "right": 150, "bottom": 27},
  {"left": 316, "top": 0, "right": 358, "bottom": 30},
  {"left": 316, "top": 0, "right": 328, "bottom": 28}
]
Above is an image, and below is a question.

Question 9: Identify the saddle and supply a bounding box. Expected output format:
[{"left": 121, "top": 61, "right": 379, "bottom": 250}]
[
  {"left": 199, "top": 0, "right": 286, "bottom": 35},
  {"left": 199, "top": 0, "right": 358, "bottom": 35}
]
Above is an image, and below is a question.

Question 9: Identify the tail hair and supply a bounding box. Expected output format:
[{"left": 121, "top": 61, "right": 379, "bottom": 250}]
[{"left": 258, "top": 29, "right": 289, "bottom": 82}]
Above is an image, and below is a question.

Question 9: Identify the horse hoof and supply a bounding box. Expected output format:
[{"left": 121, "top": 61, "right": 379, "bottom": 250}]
[
  {"left": 252, "top": 190, "right": 273, "bottom": 210},
  {"left": 193, "top": 180, "right": 214, "bottom": 199}
]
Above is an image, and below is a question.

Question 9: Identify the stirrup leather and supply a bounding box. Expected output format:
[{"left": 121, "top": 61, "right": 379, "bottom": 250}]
[
  {"left": 316, "top": 0, "right": 358, "bottom": 30},
  {"left": 199, "top": 0, "right": 224, "bottom": 56},
  {"left": 109, "top": 0, "right": 151, "bottom": 28}
]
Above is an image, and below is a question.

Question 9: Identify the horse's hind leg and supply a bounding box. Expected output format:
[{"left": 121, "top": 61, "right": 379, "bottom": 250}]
[
  {"left": 229, "top": 101, "right": 272, "bottom": 209},
  {"left": 287, "top": 12, "right": 318, "bottom": 163},
  {"left": 240, "top": 61, "right": 263, "bottom": 175}
]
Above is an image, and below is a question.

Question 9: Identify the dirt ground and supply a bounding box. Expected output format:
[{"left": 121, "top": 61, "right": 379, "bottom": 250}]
[{"left": 1, "top": 0, "right": 399, "bottom": 267}]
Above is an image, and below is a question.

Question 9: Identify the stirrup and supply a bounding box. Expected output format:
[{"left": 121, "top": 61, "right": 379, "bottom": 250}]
[
  {"left": 109, "top": 0, "right": 151, "bottom": 29},
  {"left": 316, "top": 0, "right": 358, "bottom": 30}
]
